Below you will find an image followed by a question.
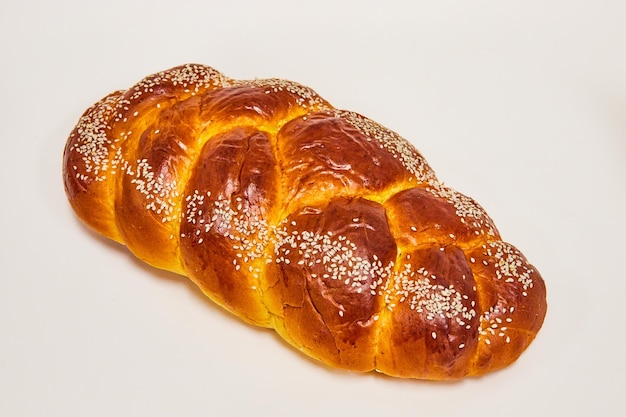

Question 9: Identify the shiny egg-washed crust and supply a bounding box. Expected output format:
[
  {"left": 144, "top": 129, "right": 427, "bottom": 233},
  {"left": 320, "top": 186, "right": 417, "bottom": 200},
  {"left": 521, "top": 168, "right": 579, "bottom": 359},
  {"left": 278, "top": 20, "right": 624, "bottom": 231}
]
[{"left": 63, "top": 64, "right": 546, "bottom": 380}]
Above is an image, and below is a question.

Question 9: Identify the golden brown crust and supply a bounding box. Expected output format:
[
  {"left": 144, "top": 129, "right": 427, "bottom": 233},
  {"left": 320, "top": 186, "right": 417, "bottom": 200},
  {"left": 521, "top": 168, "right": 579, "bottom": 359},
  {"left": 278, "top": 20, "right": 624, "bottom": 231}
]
[
  {"left": 63, "top": 64, "right": 547, "bottom": 380},
  {"left": 63, "top": 91, "right": 126, "bottom": 242}
]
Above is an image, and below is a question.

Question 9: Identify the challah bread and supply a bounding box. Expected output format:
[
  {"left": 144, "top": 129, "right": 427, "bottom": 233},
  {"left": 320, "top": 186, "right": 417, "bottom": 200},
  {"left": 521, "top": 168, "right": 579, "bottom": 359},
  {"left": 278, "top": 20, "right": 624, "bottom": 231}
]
[{"left": 63, "top": 64, "right": 547, "bottom": 380}]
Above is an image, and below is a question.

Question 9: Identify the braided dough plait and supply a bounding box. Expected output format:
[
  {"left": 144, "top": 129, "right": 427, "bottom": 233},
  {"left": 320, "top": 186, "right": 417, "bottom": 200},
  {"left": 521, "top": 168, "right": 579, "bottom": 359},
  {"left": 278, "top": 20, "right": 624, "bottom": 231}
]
[{"left": 63, "top": 64, "right": 547, "bottom": 380}]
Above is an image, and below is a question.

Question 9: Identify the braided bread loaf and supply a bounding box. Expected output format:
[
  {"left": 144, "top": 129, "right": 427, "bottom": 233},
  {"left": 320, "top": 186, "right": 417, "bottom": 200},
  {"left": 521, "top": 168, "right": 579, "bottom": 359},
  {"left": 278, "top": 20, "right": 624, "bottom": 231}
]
[{"left": 63, "top": 64, "right": 546, "bottom": 380}]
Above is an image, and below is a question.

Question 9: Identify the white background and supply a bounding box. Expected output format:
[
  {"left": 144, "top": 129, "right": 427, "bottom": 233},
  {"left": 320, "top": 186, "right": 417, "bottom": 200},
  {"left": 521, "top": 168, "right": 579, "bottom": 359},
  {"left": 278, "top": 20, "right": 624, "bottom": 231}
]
[{"left": 1, "top": 1, "right": 625, "bottom": 416}]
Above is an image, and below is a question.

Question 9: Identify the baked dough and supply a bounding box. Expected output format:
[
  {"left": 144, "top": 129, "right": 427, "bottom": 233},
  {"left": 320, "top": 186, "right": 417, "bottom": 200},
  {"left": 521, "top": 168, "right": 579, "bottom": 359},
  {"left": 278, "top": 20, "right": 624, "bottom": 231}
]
[{"left": 63, "top": 64, "right": 547, "bottom": 380}]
